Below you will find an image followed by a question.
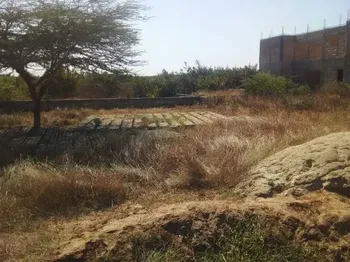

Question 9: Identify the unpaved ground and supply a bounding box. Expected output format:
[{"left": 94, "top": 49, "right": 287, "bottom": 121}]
[
  {"left": 3, "top": 132, "right": 350, "bottom": 261},
  {"left": 51, "top": 191, "right": 350, "bottom": 261},
  {"left": 51, "top": 133, "right": 350, "bottom": 261}
]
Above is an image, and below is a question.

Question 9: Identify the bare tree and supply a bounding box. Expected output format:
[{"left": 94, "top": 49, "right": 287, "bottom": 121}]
[{"left": 0, "top": 0, "right": 147, "bottom": 127}]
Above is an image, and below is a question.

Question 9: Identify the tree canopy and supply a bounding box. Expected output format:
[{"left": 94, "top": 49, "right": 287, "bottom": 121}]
[{"left": 0, "top": 0, "right": 147, "bottom": 127}]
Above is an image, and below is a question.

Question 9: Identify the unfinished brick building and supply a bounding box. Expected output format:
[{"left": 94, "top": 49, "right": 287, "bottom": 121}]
[{"left": 260, "top": 21, "right": 350, "bottom": 85}]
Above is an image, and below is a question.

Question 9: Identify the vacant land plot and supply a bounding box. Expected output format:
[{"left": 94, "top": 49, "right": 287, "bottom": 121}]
[{"left": 1, "top": 93, "right": 350, "bottom": 261}]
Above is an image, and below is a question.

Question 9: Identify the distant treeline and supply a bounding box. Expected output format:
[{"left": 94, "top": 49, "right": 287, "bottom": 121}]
[{"left": 0, "top": 62, "right": 257, "bottom": 100}]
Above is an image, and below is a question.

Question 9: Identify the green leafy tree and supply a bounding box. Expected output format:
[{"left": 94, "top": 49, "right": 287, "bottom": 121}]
[{"left": 0, "top": 0, "right": 147, "bottom": 127}]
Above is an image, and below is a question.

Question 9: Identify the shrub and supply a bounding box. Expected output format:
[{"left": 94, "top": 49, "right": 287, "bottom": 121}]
[
  {"left": 320, "top": 81, "right": 350, "bottom": 97},
  {"left": 2, "top": 63, "right": 258, "bottom": 100},
  {"left": 288, "top": 85, "right": 311, "bottom": 96},
  {"left": 152, "top": 70, "right": 178, "bottom": 97},
  {"left": 197, "top": 75, "right": 224, "bottom": 91},
  {"left": 76, "top": 72, "right": 124, "bottom": 98},
  {"left": 131, "top": 71, "right": 178, "bottom": 98},
  {"left": 181, "top": 62, "right": 257, "bottom": 93},
  {"left": 41, "top": 69, "right": 79, "bottom": 99},
  {"left": 78, "top": 73, "right": 139, "bottom": 98},
  {"left": 131, "top": 76, "right": 157, "bottom": 97},
  {"left": 0, "top": 75, "right": 29, "bottom": 100},
  {"left": 243, "top": 72, "right": 310, "bottom": 97},
  {"left": 129, "top": 62, "right": 258, "bottom": 97}
]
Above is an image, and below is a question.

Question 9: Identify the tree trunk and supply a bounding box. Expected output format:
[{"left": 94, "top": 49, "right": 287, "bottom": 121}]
[
  {"left": 14, "top": 67, "right": 44, "bottom": 128},
  {"left": 33, "top": 98, "right": 41, "bottom": 128}
]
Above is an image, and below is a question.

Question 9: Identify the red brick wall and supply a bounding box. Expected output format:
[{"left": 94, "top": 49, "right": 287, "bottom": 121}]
[
  {"left": 294, "top": 42, "right": 307, "bottom": 60},
  {"left": 283, "top": 38, "right": 294, "bottom": 61},
  {"left": 308, "top": 42, "right": 322, "bottom": 59},
  {"left": 260, "top": 24, "right": 350, "bottom": 83},
  {"left": 324, "top": 32, "right": 347, "bottom": 59},
  {"left": 277, "top": 26, "right": 347, "bottom": 62}
]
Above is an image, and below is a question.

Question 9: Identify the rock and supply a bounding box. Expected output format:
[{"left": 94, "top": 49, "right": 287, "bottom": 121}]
[{"left": 235, "top": 132, "right": 350, "bottom": 198}]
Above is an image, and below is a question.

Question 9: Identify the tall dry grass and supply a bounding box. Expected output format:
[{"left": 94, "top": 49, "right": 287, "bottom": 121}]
[
  {"left": 71, "top": 94, "right": 350, "bottom": 190},
  {"left": 2, "top": 91, "right": 350, "bottom": 260},
  {"left": 0, "top": 109, "right": 90, "bottom": 128},
  {"left": 0, "top": 161, "right": 126, "bottom": 232}
]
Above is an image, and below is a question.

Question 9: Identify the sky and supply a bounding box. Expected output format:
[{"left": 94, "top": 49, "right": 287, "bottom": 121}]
[{"left": 136, "top": 0, "right": 350, "bottom": 75}]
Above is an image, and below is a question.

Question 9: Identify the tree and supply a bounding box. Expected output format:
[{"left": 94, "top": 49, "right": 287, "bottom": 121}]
[{"left": 0, "top": 0, "right": 146, "bottom": 127}]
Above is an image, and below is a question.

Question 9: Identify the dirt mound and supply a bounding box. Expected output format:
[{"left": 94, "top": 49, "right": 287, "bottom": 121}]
[
  {"left": 53, "top": 192, "right": 350, "bottom": 262},
  {"left": 21, "top": 132, "right": 350, "bottom": 261},
  {"left": 235, "top": 132, "right": 350, "bottom": 198}
]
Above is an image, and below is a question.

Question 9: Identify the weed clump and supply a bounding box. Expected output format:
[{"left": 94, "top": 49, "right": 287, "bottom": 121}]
[{"left": 0, "top": 161, "right": 125, "bottom": 231}]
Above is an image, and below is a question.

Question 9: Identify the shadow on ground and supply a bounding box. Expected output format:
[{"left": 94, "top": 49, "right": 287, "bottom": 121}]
[{"left": 0, "top": 126, "right": 180, "bottom": 166}]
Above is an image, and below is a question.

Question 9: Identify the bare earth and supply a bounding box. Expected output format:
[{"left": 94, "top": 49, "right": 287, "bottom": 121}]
[{"left": 54, "top": 192, "right": 350, "bottom": 261}]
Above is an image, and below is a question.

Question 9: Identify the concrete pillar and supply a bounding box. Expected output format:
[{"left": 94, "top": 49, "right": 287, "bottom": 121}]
[{"left": 345, "top": 21, "right": 350, "bottom": 83}]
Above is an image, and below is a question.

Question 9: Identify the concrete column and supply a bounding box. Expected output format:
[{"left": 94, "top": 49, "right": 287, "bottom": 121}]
[{"left": 345, "top": 21, "right": 350, "bottom": 83}]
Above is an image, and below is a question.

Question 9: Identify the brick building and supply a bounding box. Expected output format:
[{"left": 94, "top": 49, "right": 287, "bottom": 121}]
[{"left": 259, "top": 21, "right": 350, "bottom": 85}]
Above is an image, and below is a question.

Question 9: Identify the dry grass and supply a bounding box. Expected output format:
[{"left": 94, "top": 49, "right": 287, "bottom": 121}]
[
  {"left": 0, "top": 109, "right": 91, "bottom": 128},
  {"left": 1, "top": 91, "right": 350, "bottom": 260},
  {"left": 195, "top": 88, "right": 244, "bottom": 97},
  {"left": 67, "top": 94, "right": 350, "bottom": 189},
  {"left": 0, "top": 161, "right": 126, "bottom": 232}
]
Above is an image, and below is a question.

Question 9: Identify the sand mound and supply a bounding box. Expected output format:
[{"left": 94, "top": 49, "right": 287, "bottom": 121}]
[
  {"left": 235, "top": 132, "right": 350, "bottom": 198},
  {"left": 53, "top": 192, "right": 350, "bottom": 261}
]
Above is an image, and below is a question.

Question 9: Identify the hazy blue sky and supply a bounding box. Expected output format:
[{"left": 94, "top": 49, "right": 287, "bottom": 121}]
[{"left": 137, "top": 0, "right": 350, "bottom": 75}]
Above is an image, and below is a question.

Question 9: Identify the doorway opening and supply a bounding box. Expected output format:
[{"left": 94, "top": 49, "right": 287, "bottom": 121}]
[{"left": 337, "top": 69, "right": 344, "bottom": 82}]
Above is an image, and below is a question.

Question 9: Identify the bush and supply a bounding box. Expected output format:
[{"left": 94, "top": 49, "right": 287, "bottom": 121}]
[
  {"left": 0, "top": 75, "right": 29, "bottom": 100},
  {"left": 43, "top": 69, "right": 79, "bottom": 99},
  {"left": 128, "top": 62, "right": 258, "bottom": 97},
  {"left": 320, "top": 81, "right": 350, "bottom": 97},
  {"left": 152, "top": 70, "right": 178, "bottom": 97},
  {"left": 243, "top": 73, "right": 310, "bottom": 97},
  {"left": 288, "top": 85, "right": 311, "bottom": 96},
  {"left": 0, "top": 62, "right": 258, "bottom": 100},
  {"left": 131, "top": 71, "right": 178, "bottom": 98},
  {"left": 131, "top": 76, "right": 157, "bottom": 97},
  {"left": 197, "top": 75, "right": 224, "bottom": 91},
  {"left": 80, "top": 73, "right": 123, "bottom": 98},
  {"left": 180, "top": 62, "right": 257, "bottom": 93}
]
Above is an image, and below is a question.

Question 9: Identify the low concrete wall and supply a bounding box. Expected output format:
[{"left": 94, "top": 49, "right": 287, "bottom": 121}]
[{"left": 0, "top": 96, "right": 203, "bottom": 112}]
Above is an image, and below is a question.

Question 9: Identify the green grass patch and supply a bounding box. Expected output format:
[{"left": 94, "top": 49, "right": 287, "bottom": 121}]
[{"left": 131, "top": 217, "right": 321, "bottom": 262}]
